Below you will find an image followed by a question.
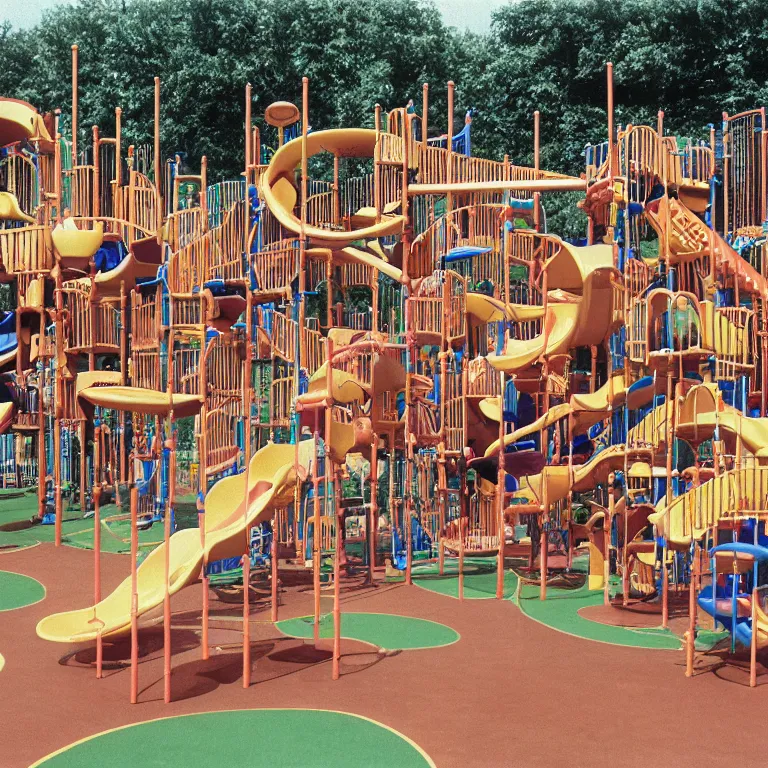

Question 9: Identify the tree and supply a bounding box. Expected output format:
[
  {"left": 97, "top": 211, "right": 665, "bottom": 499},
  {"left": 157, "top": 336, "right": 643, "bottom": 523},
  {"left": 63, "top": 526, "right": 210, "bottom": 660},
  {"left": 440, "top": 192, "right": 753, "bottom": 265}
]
[{"left": 3, "top": 0, "right": 768, "bottom": 238}]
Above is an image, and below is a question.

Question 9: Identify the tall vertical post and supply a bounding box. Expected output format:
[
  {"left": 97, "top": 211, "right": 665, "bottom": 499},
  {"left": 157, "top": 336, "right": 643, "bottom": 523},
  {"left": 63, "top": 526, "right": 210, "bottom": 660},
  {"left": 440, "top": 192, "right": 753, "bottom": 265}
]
[
  {"left": 533, "top": 110, "right": 541, "bottom": 231},
  {"left": 606, "top": 62, "right": 614, "bottom": 177},
  {"left": 445, "top": 81, "right": 454, "bottom": 216},
  {"left": 162, "top": 339, "right": 175, "bottom": 703},
  {"left": 245, "top": 83, "right": 252, "bottom": 190},
  {"left": 298, "top": 78, "right": 309, "bottom": 336},
  {"left": 71, "top": 45, "right": 79, "bottom": 161},
  {"left": 496, "top": 372, "right": 506, "bottom": 599},
  {"left": 242, "top": 271, "right": 254, "bottom": 689},
  {"left": 92, "top": 126, "right": 101, "bottom": 217},
  {"left": 761, "top": 107, "right": 767, "bottom": 225},
  {"left": 54, "top": 274, "right": 64, "bottom": 546},
  {"left": 54, "top": 109, "right": 62, "bottom": 221},
  {"left": 605, "top": 473, "right": 614, "bottom": 605},
  {"left": 374, "top": 104, "right": 382, "bottom": 223},
  {"left": 114, "top": 107, "right": 122, "bottom": 188},
  {"left": 312, "top": 419, "right": 322, "bottom": 646},
  {"left": 271, "top": 507, "right": 279, "bottom": 623},
  {"left": 722, "top": 112, "right": 730, "bottom": 237},
  {"left": 540, "top": 477, "right": 549, "bottom": 601},
  {"left": 332, "top": 462, "right": 342, "bottom": 680},
  {"left": 422, "top": 83, "right": 429, "bottom": 152},
  {"left": 750, "top": 586, "right": 758, "bottom": 687},
  {"left": 658, "top": 110, "right": 668, "bottom": 262},
  {"left": 686, "top": 540, "right": 698, "bottom": 677},
  {"left": 154, "top": 78, "right": 162, "bottom": 241},
  {"left": 129, "top": 484, "right": 139, "bottom": 703},
  {"left": 369, "top": 434, "right": 378, "bottom": 583},
  {"left": 93, "top": 449, "right": 102, "bottom": 679},
  {"left": 661, "top": 365, "right": 674, "bottom": 629},
  {"left": 332, "top": 154, "right": 340, "bottom": 227}
]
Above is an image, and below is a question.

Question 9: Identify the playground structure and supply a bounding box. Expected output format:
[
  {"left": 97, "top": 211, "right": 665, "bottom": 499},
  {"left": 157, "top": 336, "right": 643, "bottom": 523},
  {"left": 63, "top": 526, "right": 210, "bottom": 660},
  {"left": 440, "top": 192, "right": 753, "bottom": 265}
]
[{"left": 1, "top": 49, "right": 768, "bottom": 701}]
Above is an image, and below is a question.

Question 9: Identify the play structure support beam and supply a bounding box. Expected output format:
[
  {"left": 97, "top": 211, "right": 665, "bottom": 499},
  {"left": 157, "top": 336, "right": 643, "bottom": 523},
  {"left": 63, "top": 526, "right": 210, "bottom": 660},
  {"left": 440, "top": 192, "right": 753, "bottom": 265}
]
[
  {"left": 242, "top": 288, "right": 254, "bottom": 689},
  {"left": 333, "top": 462, "right": 342, "bottom": 680},
  {"left": 130, "top": 484, "right": 139, "bottom": 704},
  {"left": 496, "top": 371, "right": 506, "bottom": 599},
  {"left": 605, "top": 473, "right": 614, "bottom": 605},
  {"left": 533, "top": 110, "right": 541, "bottom": 232},
  {"left": 408, "top": 178, "right": 587, "bottom": 196},
  {"left": 71, "top": 45, "right": 78, "bottom": 161},
  {"left": 154, "top": 77, "right": 162, "bottom": 242},
  {"left": 606, "top": 61, "right": 614, "bottom": 176}
]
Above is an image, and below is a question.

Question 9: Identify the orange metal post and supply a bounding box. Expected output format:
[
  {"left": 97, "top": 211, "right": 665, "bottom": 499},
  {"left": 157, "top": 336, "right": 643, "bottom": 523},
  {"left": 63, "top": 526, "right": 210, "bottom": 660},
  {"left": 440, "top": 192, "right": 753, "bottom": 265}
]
[
  {"left": 71, "top": 45, "right": 78, "bottom": 160},
  {"left": 130, "top": 484, "right": 139, "bottom": 703},
  {"left": 332, "top": 463, "right": 342, "bottom": 680},
  {"left": 93, "top": 473, "right": 102, "bottom": 679},
  {"left": 606, "top": 62, "right": 614, "bottom": 176},
  {"left": 271, "top": 507, "right": 279, "bottom": 622},
  {"left": 533, "top": 110, "right": 541, "bottom": 231},
  {"left": 154, "top": 77, "right": 162, "bottom": 241},
  {"left": 242, "top": 277, "right": 254, "bottom": 689}
]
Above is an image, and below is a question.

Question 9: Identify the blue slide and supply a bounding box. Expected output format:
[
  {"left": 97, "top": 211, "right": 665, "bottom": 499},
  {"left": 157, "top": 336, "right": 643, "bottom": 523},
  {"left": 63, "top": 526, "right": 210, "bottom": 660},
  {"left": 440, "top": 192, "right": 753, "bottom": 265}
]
[
  {"left": 697, "top": 542, "right": 768, "bottom": 648},
  {"left": 0, "top": 311, "right": 17, "bottom": 362}
]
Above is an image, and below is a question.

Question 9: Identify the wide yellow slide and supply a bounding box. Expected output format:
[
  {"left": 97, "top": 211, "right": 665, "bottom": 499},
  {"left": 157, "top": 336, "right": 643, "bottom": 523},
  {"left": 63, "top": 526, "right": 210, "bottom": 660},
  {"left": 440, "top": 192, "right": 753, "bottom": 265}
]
[
  {"left": 489, "top": 241, "right": 617, "bottom": 374},
  {"left": 36, "top": 442, "right": 305, "bottom": 643}
]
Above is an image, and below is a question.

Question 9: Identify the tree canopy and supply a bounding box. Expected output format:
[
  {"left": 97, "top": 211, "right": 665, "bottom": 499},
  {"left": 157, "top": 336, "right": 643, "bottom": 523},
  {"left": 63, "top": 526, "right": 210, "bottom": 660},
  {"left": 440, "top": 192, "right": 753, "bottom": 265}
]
[{"left": 2, "top": 0, "right": 768, "bottom": 235}]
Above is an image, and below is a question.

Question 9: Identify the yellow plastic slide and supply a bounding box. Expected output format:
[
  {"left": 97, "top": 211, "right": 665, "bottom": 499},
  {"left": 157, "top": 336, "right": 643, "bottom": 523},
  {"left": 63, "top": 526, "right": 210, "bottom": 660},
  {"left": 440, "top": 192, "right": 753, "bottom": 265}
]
[
  {"left": 0, "top": 191, "right": 35, "bottom": 224},
  {"left": 0, "top": 401, "right": 13, "bottom": 434},
  {"left": 481, "top": 374, "right": 625, "bottom": 455},
  {"left": 78, "top": 385, "right": 203, "bottom": 419},
  {"left": 648, "top": 466, "right": 768, "bottom": 546},
  {"left": 260, "top": 128, "right": 405, "bottom": 247},
  {"left": 489, "top": 302, "right": 579, "bottom": 373},
  {"left": 570, "top": 373, "right": 627, "bottom": 433},
  {"left": 647, "top": 197, "right": 766, "bottom": 295},
  {"left": 37, "top": 442, "right": 306, "bottom": 643},
  {"left": 677, "top": 383, "right": 768, "bottom": 460},
  {"left": 489, "top": 242, "right": 618, "bottom": 374},
  {"left": 508, "top": 444, "right": 626, "bottom": 509},
  {"left": 0, "top": 98, "right": 53, "bottom": 146}
]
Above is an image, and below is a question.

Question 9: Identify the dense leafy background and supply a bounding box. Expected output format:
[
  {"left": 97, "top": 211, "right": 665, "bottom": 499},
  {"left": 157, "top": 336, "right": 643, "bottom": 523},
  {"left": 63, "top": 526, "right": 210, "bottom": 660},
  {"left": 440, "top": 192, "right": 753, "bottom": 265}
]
[{"left": 2, "top": 0, "right": 768, "bottom": 236}]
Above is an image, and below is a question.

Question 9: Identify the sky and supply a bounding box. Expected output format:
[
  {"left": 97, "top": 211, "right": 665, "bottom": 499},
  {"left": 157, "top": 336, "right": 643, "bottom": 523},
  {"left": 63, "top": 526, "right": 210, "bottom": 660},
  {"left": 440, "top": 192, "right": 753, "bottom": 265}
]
[{"left": 1, "top": 0, "right": 504, "bottom": 33}]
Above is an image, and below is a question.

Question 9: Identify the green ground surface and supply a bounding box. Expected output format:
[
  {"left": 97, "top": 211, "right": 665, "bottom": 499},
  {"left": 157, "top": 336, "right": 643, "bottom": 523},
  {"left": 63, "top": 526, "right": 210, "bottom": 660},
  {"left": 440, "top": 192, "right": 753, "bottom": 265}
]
[
  {"left": 412, "top": 558, "right": 519, "bottom": 600},
  {"left": 517, "top": 579, "right": 682, "bottom": 650},
  {"left": 0, "top": 491, "right": 189, "bottom": 556},
  {"left": 0, "top": 570, "right": 45, "bottom": 611},
  {"left": 276, "top": 612, "right": 460, "bottom": 651},
  {"left": 32, "top": 710, "right": 434, "bottom": 768}
]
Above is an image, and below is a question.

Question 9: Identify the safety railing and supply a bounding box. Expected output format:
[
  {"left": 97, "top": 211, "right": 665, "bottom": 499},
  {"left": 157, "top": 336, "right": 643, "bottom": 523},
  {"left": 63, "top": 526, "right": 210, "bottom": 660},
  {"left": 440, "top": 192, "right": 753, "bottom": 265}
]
[
  {"left": 131, "top": 349, "right": 160, "bottom": 391},
  {"left": 442, "top": 365, "right": 465, "bottom": 454},
  {"left": 131, "top": 289, "right": 159, "bottom": 349},
  {"left": 723, "top": 109, "right": 766, "bottom": 234},
  {"left": 711, "top": 306, "right": 755, "bottom": 380},
  {"left": 270, "top": 376, "right": 294, "bottom": 427},
  {"left": 172, "top": 294, "right": 206, "bottom": 327},
  {"left": 252, "top": 239, "right": 299, "bottom": 295},
  {"left": 466, "top": 355, "right": 502, "bottom": 398},
  {"left": 271, "top": 311, "right": 296, "bottom": 363},
  {"left": 0, "top": 225, "right": 54, "bottom": 274},
  {"left": 167, "top": 208, "right": 204, "bottom": 252},
  {"left": 206, "top": 336, "right": 243, "bottom": 398},
  {"left": 173, "top": 344, "right": 201, "bottom": 395},
  {"left": 302, "top": 327, "right": 326, "bottom": 375}
]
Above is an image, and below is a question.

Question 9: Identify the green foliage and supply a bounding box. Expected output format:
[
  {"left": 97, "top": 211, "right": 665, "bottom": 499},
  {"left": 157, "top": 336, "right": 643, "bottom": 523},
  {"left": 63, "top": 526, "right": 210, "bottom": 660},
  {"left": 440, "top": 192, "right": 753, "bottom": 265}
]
[{"left": 3, "top": 0, "right": 768, "bottom": 229}]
